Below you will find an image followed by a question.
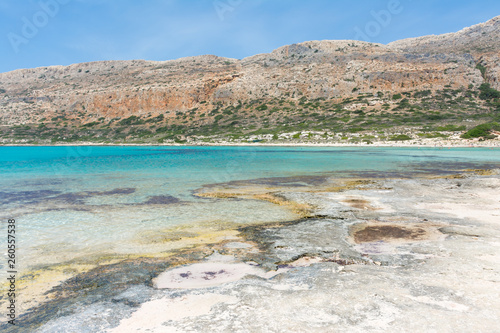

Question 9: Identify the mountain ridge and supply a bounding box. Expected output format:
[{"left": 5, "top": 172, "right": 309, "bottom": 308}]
[
  {"left": 4, "top": 15, "right": 500, "bottom": 75},
  {"left": 1, "top": 16, "right": 499, "bottom": 144},
  {"left": 388, "top": 15, "right": 500, "bottom": 53}
]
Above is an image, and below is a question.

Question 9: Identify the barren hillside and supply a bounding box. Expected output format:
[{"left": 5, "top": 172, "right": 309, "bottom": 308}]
[{"left": 0, "top": 16, "right": 499, "bottom": 144}]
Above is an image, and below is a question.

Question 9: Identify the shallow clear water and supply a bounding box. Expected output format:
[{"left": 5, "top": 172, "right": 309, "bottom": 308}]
[{"left": 1, "top": 146, "right": 500, "bottom": 271}]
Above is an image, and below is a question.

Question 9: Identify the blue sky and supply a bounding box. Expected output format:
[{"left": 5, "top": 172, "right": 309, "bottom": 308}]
[{"left": 0, "top": 0, "right": 499, "bottom": 73}]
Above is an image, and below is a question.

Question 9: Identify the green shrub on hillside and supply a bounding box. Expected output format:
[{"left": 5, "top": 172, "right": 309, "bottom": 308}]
[
  {"left": 413, "top": 90, "right": 432, "bottom": 98},
  {"left": 479, "top": 83, "right": 500, "bottom": 100},
  {"left": 434, "top": 124, "right": 466, "bottom": 132},
  {"left": 476, "top": 63, "right": 487, "bottom": 78},
  {"left": 119, "top": 116, "right": 143, "bottom": 126},
  {"left": 256, "top": 104, "right": 268, "bottom": 111},
  {"left": 461, "top": 122, "right": 500, "bottom": 139},
  {"left": 389, "top": 134, "right": 412, "bottom": 141}
]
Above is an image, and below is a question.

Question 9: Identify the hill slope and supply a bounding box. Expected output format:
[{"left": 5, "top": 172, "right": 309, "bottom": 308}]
[{"left": 1, "top": 16, "right": 499, "bottom": 144}]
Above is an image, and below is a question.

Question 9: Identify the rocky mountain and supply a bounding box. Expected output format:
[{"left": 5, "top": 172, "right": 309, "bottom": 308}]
[
  {"left": 389, "top": 15, "right": 500, "bottom": 88},
  {"left": 388, "top": 16, "right": 500, "bottom": 54},
  {"left": 0, "top": 16, "right": 499, "bottom": 144}
]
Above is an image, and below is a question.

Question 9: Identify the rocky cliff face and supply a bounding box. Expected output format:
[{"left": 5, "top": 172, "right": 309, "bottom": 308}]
[{"left": 0, "top": 16, "right": 499, "bottom": 142}]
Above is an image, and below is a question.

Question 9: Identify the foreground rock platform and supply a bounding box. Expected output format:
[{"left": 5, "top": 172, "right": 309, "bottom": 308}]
[{"left": 4, "top": 170, "right": 500, "bottom": 332}]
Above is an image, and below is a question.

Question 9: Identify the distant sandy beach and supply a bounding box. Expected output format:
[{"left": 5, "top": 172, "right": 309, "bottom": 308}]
[{"left": 2, "top": 139, "right": 500, "bottom": 148}]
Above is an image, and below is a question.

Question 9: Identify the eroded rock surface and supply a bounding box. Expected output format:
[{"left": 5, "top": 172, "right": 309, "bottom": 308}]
[
  {"left": 5, "top": 170, "right": 500, "bottom": 332},
  {"left": 130, "top": 171, "right": 499, "bottom": 332}
]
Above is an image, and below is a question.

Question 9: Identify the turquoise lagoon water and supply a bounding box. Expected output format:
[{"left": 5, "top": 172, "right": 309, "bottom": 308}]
[{"left": 1, "top": 146, "right": 500, "bottom": 272}]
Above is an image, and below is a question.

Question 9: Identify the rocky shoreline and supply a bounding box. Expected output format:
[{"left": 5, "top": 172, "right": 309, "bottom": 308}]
[{"left": 4, "top": 169, "right": 500, "bottom": 332}]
